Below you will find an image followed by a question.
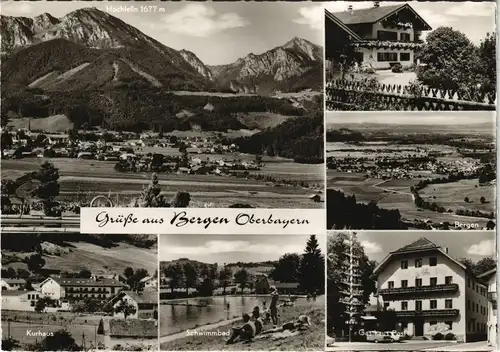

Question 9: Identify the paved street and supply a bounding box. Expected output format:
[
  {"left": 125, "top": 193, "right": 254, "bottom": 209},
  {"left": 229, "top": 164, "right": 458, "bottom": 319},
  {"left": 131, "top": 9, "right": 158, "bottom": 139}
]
[{"left": 326, "top": 341, "right": 493, "bottom": 351}]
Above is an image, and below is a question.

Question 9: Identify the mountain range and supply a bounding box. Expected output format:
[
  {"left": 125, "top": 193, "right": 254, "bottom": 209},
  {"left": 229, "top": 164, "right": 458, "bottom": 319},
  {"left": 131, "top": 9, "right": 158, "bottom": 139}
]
[{"left": 1, "top": 7, "right": 323, "bottom": 94}]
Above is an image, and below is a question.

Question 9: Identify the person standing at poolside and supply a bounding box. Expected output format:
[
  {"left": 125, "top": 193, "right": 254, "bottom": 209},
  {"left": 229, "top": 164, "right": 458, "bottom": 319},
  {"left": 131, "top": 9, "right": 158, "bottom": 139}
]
[{"left": 270, "top": 285, "right": 279, "bottom": 326}]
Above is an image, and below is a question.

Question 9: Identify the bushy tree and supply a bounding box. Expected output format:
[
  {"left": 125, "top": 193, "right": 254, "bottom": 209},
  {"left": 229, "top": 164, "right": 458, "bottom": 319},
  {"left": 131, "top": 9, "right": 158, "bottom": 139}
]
[
  {"left": 234, "top": 268, "right": 250, "bottom": 293},
  {"left": 114, "top": 299, "right": 137, "bottom": 320},
  {"left": 270, "top": 253, "right": 301, "bottom": 283},
  {"left": 137, "top": 174, "right": 169, "bottom": 207},
  {"left": 31, "top": 162, "right": 61, "bottom": 216},
  {"left": 218, "top": 267, "right": 233, "bottom": 295}
]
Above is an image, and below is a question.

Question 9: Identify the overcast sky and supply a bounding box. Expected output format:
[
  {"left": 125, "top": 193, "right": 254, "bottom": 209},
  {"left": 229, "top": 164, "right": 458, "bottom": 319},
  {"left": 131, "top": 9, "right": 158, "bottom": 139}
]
[
  {"left": 326, "top": 111, "right": 495, "bottom": 125},
  {"left": 330, "top": 231, "right": 496, "bottom": 263},
  {"left": 1, "top": 0, "right": 322, "bottom": 65},
  {"left": 324, "top": 1, "right": 495, "bottom": 44},
  {"left": 159, "top": 234, "right": 326, "bottom": 265}
]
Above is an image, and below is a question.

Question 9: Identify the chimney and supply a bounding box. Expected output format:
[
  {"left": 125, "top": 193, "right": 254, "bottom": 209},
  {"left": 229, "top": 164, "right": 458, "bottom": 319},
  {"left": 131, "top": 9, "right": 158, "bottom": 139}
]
[
  {"left": 348, "top": 5, "right": 353, "bottom": 14},
  {"left": 374, "top": 2, "right": 380, "bottom": 8}
]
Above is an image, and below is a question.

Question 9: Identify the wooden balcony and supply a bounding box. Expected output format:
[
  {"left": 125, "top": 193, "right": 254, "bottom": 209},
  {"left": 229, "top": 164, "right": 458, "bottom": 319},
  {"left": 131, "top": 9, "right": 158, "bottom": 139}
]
[
  {"left": 488, "top": 291, "right": 497, "bottom": 302},
  {"left": 379, "top": 284, "right": 459, "bottom": 296},
  {"left": 396, "top": 309, "right": 459, "bottom": 318}
]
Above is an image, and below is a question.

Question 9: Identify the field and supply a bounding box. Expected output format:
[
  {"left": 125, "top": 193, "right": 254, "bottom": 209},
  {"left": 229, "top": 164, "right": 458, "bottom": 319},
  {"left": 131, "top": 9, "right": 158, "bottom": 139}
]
[
  {"left": 2, "top": 241, "right": 158, "bottom": 277},
  {"left": 327, "top": 171, "right": 493, "bottom": 228},
  {"left": 160, "top": 305, "right": 324, "bottom": 351},
  {"left": 2, "top": 158, "right": 324, "bottom": 208},
  {"left": 419, "top": 179, "right": 495, "bottom": 213},
  {"left": 7, "top": 115, "right": 74, "bottom": 133},
  {"left": 1, "top": 311, "right": 104, "bottom": 349}
]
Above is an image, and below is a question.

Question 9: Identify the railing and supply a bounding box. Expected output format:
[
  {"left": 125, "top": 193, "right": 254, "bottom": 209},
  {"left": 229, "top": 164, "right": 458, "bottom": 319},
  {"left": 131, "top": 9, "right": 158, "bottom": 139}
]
[
  {"left": 396, "top": 309, "right": 459, "bottom": 318},
  {"left": 488, "top": 291, "right": 497, "bottom": 302},
  {"left": 326, "top": 80, "right": 496, "bottom": 111},
  {"left": 379, "top": 284, "right": 459, "bottom": 296},
  {"left": 1, "top": 215, "right": 80, "bottom": 232}
]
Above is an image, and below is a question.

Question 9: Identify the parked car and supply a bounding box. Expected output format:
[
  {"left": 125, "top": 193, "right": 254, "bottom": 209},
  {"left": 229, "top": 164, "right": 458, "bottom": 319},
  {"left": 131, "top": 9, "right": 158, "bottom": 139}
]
[
  {"left": 384, "top": 331, "right": 402, "bottom": 342},
  {"left": 365, "top": 330, "right": 394, "bottom": 343},
  {"left": 326, "top": 335, "right": 336, "bottom": 346}
]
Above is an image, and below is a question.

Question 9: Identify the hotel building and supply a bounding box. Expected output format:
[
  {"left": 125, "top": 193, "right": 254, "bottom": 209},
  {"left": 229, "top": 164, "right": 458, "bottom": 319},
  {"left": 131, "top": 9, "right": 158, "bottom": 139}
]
[{"left": 373, "top": 237, "right": 488, "bottom": 342}]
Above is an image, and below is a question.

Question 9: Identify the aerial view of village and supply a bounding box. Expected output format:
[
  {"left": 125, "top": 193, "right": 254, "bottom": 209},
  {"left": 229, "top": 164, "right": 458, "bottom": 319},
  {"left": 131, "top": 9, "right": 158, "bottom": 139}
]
[
  {"left": 0, "top": 1, "right": 324, "bottom": 212},
  {"left": 326, "top": 112, "right": 496, "bottom": 230},
  {"left": 1, "top": 233, "right": 158, "bottom": 351},
  {"left": 325, "top": 2, "right": 496, "bottom": 111},
  {"left": 327, "top": 230, "right": 497, "bottom": 351},
  {"left": 159, "top": 234, "right": 325, "bottom": 351}
]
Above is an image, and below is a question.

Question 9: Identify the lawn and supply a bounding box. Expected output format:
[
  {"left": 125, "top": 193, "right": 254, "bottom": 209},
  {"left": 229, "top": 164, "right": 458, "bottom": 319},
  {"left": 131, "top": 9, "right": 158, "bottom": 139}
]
[
  {"left": 2, "top": 311, "right": 103, "bottom": 349},
  {"left": 160, "top": 305, "right": 324, "bottom": 351},
  {"left": 419, "top": 179, "right": 495, "bottom": 213}
]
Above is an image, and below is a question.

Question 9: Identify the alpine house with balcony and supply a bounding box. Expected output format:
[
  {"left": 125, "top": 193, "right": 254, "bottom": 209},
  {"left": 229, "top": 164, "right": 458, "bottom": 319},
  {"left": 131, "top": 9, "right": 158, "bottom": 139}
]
[
  {"left": 373, "top": 237, "right": 488, "bottom": 342},
  {"left": 478, "top": 268, "right": 497, "bottom": 347},
  {"left": 326, "top": 2, "right": 432, "bottom": 70}
]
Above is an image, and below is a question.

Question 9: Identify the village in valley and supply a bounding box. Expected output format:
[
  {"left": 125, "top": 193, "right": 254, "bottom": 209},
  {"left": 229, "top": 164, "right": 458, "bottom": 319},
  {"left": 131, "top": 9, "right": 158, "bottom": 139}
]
[
  {"left": 1, "top": 234, "right": 159, "bottom": 351},
  {"left": 159, "top": 234, "right": 325, "bottom": 351}
]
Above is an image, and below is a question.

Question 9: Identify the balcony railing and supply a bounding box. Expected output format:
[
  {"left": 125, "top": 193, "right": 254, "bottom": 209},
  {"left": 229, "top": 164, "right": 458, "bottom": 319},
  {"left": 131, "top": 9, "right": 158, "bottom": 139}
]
[
  {"left": 396, "top": 309, "right": 459, "bottom": 318},
  {"left": 379, "top": 284, "right": 459, "bottom": 296},
  {"left": 488, "top": 291, "right": 497, "bottom": 302}
]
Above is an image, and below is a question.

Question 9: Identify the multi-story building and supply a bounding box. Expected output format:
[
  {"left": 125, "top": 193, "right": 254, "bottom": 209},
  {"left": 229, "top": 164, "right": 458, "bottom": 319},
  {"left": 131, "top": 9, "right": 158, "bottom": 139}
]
[
  {"left": 1, "top": 290, "right": 40, "bottom": 311},
  {"left": 1, "top": 278, "right": 27, "bottom": 290},
  {"left": 479, "top": 268, "right": 497, "bottom": 347},
  {"left": 373, "top": 237, "right": 488, "bottom": 342},
  {"left": 326, "top": 2, "right": 431, "bottom": 70},
  {"left": 40, "top": 276, "right": 126, "bottom": 302}
]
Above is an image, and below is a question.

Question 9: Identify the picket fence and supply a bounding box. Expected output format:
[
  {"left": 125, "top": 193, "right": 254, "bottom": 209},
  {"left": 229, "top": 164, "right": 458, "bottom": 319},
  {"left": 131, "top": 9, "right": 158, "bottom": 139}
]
[{"left": 326, "top": 80, "right": 496, "bottom": 111}]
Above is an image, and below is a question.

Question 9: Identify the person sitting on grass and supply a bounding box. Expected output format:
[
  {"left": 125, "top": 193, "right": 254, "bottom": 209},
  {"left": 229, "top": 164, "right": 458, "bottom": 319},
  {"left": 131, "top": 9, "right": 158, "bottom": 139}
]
[
  {"left": 261, "top": 314, "right": 312, "bottom": 335},
  {"left": 252, "top": 306, "right": 264, "bottom": 335},
  {"left": 226, "top": 313, "right": 256, "bottom": 344}
]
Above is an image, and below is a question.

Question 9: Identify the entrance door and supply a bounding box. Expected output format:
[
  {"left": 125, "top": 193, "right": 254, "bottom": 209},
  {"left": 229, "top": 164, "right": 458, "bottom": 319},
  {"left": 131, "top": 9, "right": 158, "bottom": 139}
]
[{"left": 414, "top": 318, "right": 424, "bottom": 336}]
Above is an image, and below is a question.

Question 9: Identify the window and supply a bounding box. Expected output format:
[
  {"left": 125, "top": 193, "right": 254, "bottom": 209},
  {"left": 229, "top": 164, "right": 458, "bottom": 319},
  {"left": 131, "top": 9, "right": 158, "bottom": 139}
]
[
  {"left": 377, "top": 30, "right": 398, "bottom": 41},
  {"left": 400, "top": 52, "right": 411, "bottom": 61},
  {"left": 415, "top": 278, "right": 422, "bottom": 287},
  {"left": 473, "top": 282, "right": 476, "bottom": 290},
  {"left": 401, "top": 280, "right": 408, "bottom": 288},
  {"left": 430, "top": 300, "right": 437, "bottom": 309},
  {"left": 401, "top": 301, "right": 408, "bottom": 311},
  {"left": 476, "top": 303, "right": 479, "bottom": 312},
  {"left": 400, "top": 33, "right": 411, "bottom": 42},
  {"left": 445, "top": 299, "right": 453, "bottom": 309},
  {"left": 416, "top": 300, "right": 422, "bottom": 311},
  {"left": 445, "top": 321, "right": 453, "bottom": 330},
  {"left": 384, "top": 302, "right": 390, "bottom": 309},
  {"left": 388, "top": 281, "right": 394, "bottom": 289},
  {"left": 429, "top": 257, "right": 437, "bottom": 266},
  {"left": 445, "top": 276, "right": 453, "bottom": 285},
  {"left": 378, "top": 52, "right": 398, "bottom": 62},
  {"left": 415, "top": 258, "right": 422, "bottom": 268},
  {"left": 401, "top": 260, "right": 408, "bottom": 269},
  {"left": 430, "top": 277, "right": 437, "bottom": 286},
  {"left": 468, "top": 279, "right": 471, "bottom": 288},
  {"left": 472, "top": 303, "right": 475, "bottom": 312},
  {"left": 477, "top": 322, "right": 480, "bottom": 332}
]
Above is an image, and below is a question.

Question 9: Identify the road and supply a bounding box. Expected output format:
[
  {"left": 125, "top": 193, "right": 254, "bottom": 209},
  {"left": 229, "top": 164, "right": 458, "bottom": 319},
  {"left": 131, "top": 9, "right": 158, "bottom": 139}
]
[{"left": 326, "top": 341, "right": 493, "bottom": 351}]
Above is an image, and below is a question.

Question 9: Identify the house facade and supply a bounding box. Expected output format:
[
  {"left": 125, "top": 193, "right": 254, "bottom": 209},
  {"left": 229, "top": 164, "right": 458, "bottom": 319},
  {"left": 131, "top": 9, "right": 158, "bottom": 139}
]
[
  {"left": 2, "top": 290, "right": 40, "bottom": 311},
  {"left": 40, "top": 276, "right": 126, "bottom": 301},
  {"left": 479, "top": 268, "right": 497, "bottom": 347},
  {"left": 326, "top": 2, "right": 431, "bottom": 70},
  {"left": 374, "top": 238, "right": 488, "bottom": 342},
  {"left": 109, "top": 291, "right": 158, "bottom": 320}
]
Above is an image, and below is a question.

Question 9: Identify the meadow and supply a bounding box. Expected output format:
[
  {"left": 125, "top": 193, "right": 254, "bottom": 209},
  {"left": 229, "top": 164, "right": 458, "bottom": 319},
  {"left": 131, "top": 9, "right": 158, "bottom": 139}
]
[{"left": 2, "top": 157, "right": 324, "bottom": 208}]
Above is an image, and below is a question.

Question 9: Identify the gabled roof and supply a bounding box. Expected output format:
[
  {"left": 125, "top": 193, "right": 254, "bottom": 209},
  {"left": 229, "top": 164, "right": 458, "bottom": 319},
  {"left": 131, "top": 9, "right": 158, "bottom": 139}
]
[
  {"left": 43, "top": 276, "right": 125, "bottom": 287},
  {"left": 325, "top": 9, "right": 362, "bottom": 42},
  {"left": 333, "top": 4, "right": 432, "bottom": 31},
  {"left": 373, "top": 237, "right": 466, "bottom": 275},
  {"left": 1, "top": 290, "right": 31, "bottom": 297},
  {"left": 108, "top": 290, "right": 157, "bottom": 305},
  {"left": 2, "top": 278, "right": 27, "bottom": 285},
  {"left": 478, "top": 267, "right": 497, "bottom": 280}
]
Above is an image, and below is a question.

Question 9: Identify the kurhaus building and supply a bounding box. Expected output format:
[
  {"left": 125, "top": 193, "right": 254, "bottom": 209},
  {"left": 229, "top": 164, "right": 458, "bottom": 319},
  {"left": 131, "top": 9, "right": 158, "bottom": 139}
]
[
  {"left": 40, "top": 276, "right": 126, "bottom": 301},
  {"left": 325, "top": 2, "right": 431, "bottom": 70},
  {"left": 373, "top": 238, "right": 488, "bottom": 342}
]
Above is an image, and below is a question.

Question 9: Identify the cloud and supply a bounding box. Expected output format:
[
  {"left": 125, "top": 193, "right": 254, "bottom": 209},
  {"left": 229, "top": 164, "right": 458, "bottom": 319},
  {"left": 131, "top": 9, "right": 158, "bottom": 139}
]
[
  {"left": 160, "top": 3, "right": 248, "bottom": 37},
  {"left": 361, "top": 241, "right": 383, "bottom": 255},
  {"left": 467, "top": 240, "right": 495, "bottom": 256},
  {"left": 161, "top": 240, "right": 306, "bottom": 259},
  {"left": 1, "top": 1, "right": 36, "bottom": 16},
  {"left": 445, "top": 2, "right": 496, "bottom": 17}
]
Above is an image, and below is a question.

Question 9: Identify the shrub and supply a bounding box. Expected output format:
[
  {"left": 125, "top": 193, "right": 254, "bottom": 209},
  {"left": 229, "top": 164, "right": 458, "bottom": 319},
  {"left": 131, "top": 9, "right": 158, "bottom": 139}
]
[
  {"left": 391, "top": 63, "right": 403, "bottom": 73},
  {"left": 445, "top": 332, "right": 456, "bottom": 340},
  {"left": 432, "top": 332, "right": 444, "bottom": 340}
]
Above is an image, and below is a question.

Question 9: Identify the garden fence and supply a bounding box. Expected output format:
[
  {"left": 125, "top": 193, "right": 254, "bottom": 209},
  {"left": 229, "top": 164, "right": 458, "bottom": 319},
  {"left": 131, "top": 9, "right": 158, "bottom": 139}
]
[{"left": 326, "top": 80, "right": 496, "bottom": 111}]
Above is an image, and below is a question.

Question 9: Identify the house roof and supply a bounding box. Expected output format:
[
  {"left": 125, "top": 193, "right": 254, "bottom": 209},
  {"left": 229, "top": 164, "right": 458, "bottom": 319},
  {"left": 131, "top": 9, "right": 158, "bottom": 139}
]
[
  {"left": 47, "top": 277, "right": 125, "bottom": 287},
  {"left": 109, "top": 290, "right": 157, "bottom": 305},
  {"left": 478, "top": 268, "right": 497, "bottom": 280},
  {"left": 373, "top": 237, "right": 467, "bottom": 275},
  {"left": 2, "top": 278, "right": 27, "bottom": 285},
  {"left": 325, "top": 9, "right": 362, "bottom": 42},
  {"left": 333, "top": 4, "right": 432, "bottom": 30},
  {"left": 139, "top": 276, "right": 154, "bottom": 283}
]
